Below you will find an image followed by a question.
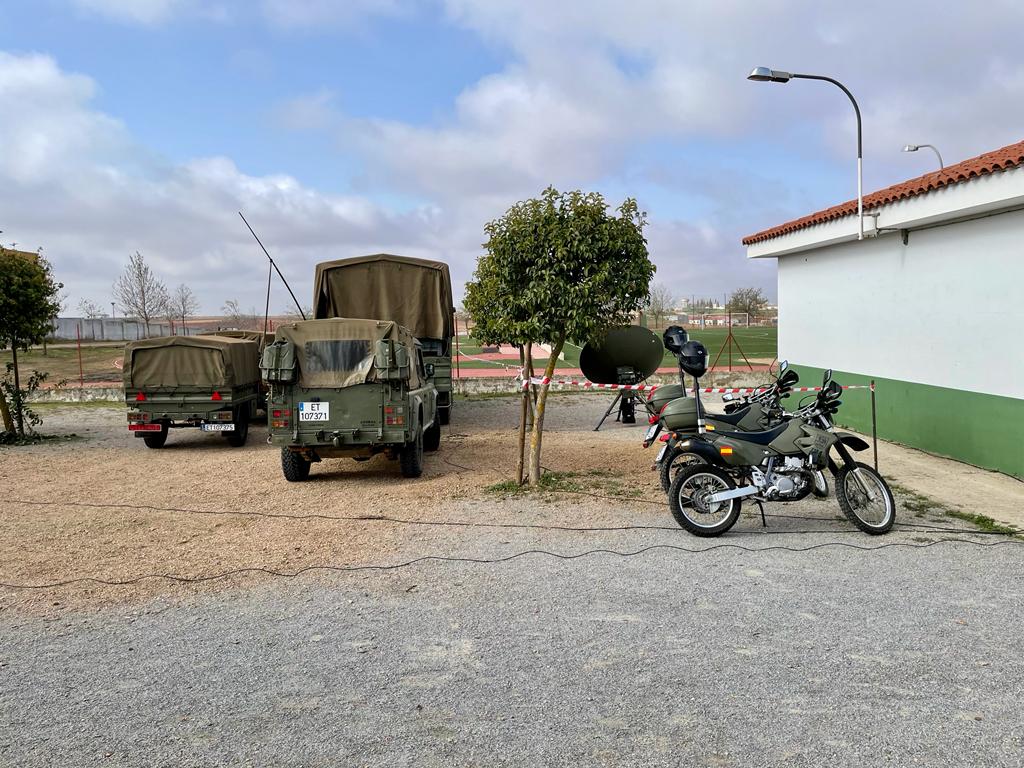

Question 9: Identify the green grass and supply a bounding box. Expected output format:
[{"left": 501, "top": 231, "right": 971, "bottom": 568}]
[
  {"left": 892, "top": 483, "right": 1020, "bottom": 536},
  {"left": 485, "top": 469, "right": 644, "bottom": 499},
  {"left": 0, "top": 343, "right": 125, "bottom": 383}
]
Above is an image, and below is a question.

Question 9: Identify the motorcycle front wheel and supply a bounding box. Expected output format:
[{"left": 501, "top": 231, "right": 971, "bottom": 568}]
[
  {"left": 835, "top": 462, "right": 896, "bottom": 534},
  {"left": 668, "top": 465, "right": 742, "bottom": 537}
]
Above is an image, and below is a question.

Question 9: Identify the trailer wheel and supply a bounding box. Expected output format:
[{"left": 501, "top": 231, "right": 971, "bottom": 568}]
[
  {"left": 142, "top": 422, "right": 168, "bottom": 449},
  {"left": 400, "top": 426, "right": 424, "bottom": 478},
  {"left": 281, "top": 448, "right": 311, "bottom": 482},
  {"left": 225, "top": 408, "right": 249, "bottom": 447}
]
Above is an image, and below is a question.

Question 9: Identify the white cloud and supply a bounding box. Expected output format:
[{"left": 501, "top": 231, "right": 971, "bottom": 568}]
[
  {"left": 69, "top": 0, "right": 198, "bottom": 25},
  {"left": 0, "top": 53, "right": 453, "bottom": 314}
]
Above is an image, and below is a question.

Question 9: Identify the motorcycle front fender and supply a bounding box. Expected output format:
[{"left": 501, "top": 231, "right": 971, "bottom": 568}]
[{"left": 834, "top": 432, "right": 870, "bottom": 452}]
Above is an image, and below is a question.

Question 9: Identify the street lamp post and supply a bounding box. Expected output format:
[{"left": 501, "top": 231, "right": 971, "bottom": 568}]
[
  {"left": 902, "top": 143, "right": 943, "bottom": 170},
  {"left": 747, "top": 67, "right": 865, "bottom": 240},
  {"left": 111, "top": 302, "right": 116, "bottom": 319}
]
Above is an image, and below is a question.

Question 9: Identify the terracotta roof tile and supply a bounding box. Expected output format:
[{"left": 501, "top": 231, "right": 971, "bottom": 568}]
[{"left": 742, "top": 138, "right": 1024, "bottom": 245}]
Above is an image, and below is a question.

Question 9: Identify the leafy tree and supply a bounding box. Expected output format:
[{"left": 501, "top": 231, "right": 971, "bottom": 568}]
[
  {"left": 170, "top": 283, "right": 201, "bottom": 331},
  {"left": 0, "top": 249, "right": 63, "bottom": 435},
  {"left": 113, "top": 251, "right": 169, "bottom": 336},
  {"left": 465, "top": 187, "right": 655, "bottom": 485},
  {"left": 647, "top": 282, "right": 676, "bottom": 329},
  {"left": 727, "top": 287, "right": 769, "bottom": 319}
]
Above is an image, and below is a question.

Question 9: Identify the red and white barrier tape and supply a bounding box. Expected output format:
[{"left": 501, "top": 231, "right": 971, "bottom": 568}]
[{"left": 524, "top": 376, "right": 874, "bottom": 394}]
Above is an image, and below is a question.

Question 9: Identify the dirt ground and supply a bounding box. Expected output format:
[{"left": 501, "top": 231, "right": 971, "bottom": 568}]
[{"left": 0, "top": 394, "right": 996, "bottom": 614}]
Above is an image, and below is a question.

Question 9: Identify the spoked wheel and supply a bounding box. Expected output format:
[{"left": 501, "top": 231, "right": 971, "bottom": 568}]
[
  {"left": 659, "top": 449, "right": 706, "bottom": 493},
  {"left": 835, "top": 462, "right": 895, "bottom": 534},
  {"left": 668, "top": 465, "right": 742, "bottom": 537}
]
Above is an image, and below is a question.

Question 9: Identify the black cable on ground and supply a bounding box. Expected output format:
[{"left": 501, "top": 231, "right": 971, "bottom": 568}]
[{"left": 1, "top": 538, "right": 1020, "bottom": 591}]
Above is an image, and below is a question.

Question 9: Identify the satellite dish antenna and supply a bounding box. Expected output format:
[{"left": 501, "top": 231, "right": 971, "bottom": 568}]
[{"left": 580, "top": 325, "right": 663, "bottom": 430}]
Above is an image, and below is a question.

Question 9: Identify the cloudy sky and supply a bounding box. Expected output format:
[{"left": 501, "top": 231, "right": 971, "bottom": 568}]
[{"left": 2, "top": 1, "right": 1022, "bottom": 316}]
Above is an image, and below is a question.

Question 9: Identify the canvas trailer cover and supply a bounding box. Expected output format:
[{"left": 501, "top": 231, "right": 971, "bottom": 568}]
[
  {"left": 123, "top": 335, "right": 260, "bottom": 390},
  {"left": 312, "top": 254, "right": 454, "bottom": 340},
  {"left": 275, "top": 318, "right": 421, "bottom": 389}
]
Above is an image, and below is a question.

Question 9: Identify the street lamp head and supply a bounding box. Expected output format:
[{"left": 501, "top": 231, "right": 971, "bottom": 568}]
[
  {"left": 903, "top": 144, "right": 919, "bottom": 152},
  {"left": 747, "top": 66, "right": 792, "bottom": 83}
]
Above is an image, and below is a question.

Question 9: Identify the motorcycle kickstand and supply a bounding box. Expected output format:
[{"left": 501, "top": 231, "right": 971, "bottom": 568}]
[{"left": 752, "top": 498, "right": 768, "bottom": 528}]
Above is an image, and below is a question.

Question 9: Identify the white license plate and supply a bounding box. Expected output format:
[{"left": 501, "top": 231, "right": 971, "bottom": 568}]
[
  {"left": 299, "top": 402, "right": 330, "bottom": 422},
  {"left": 644, "top": 423, "right": 660, "bottom": 441},
  {"left": 201, "top": 423, "right": 235, "bottom": 432},
  {"left": 655, "top": 445, "right": 667, "bottom": 463}
]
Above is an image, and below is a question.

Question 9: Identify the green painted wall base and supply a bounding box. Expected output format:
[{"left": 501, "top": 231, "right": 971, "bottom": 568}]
[{"left": 793, "top": 366, "right": 1024, "bottom": 479}]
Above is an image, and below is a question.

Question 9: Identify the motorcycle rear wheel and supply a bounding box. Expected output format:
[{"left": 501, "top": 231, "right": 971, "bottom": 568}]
[
  {"left": 835, "top": 462, "right": 895, "bottom": 534},
  {"left": 668, "top": 465, "right": 742, "bottom": 537},
  {"left": 659, "top": 448, "right": 706, "bottom": 493}
]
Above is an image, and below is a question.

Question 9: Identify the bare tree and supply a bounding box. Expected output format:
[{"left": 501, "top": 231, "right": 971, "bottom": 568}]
[
  {"left": 727, "top": 287, "right": 769, "bottom": 319},
  {"left": 77, "top": 299, "right": 106, "bottom": 318},
  {"left": 279, "top": 304, "right": 312, "bottom": 323},
  {"left": 113, "top": 252, "right": 169, "bottom": 336},
  {"left": 222, "top": 299, "right": 259, "bottom": 330},
  {"left": 647, "top": 282, "right": 676, "bottom": 329},
  {"left": 169, "top": 284, "right": 200, "bottom": 333}
]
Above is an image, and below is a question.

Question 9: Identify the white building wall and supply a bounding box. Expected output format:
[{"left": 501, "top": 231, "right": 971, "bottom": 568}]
[{"left": 777, "top": 207, "right": 1024, "bottom": 400}]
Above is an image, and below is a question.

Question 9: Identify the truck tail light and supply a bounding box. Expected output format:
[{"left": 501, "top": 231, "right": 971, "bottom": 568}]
[
  {"left": 272, "top": 409, "right": 290, "bottom": 418},
  {"left": 129, "top": 424, "right": 162, "bottom": 432},
  {"left": 211, "top": 391, "right": 222, "bottom": 401},
  {"left": 271, "top": 420, "right": 289, "bottom": 428},
  {"left": 135, "top": 392, "right": 146, "bottom": 402}
]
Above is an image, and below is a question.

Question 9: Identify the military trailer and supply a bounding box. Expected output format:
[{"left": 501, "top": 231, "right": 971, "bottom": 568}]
[
  {"left": 312, "top": 254, "right": 456, "bottom": 425},
  {"left": 261, "top": 318, "right": 439, "bottom": 481},
  {"left": 122, "top": 335, "right": 261, "bottom": 448}
]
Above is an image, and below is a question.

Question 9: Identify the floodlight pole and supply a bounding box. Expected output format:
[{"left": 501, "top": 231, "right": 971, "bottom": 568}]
[{"left": 748, "top": 68, "right": 864, "bottom": 240}]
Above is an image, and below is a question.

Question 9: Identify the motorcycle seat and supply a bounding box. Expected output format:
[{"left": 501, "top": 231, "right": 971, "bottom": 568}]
[
  {"left": 710, "top": 407, "right": 751, "bottom": 426},
  {"left": 718, "top": 421, "right": 789, "bottom": 446}
]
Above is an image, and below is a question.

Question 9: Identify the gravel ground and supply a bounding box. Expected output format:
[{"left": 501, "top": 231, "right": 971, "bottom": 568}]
[{"left": 2, "top": 395, "right": 1022, "bottom": 766}]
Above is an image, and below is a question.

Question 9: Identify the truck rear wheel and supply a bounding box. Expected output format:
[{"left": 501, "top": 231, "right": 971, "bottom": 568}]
[
  {"left": 424, "top": 418, "right": 441, "bottom": 452},
  {"left": 142, "top": 422, "right": 168, "bottom": 449},
  {"left": 281, "top": 448, "right": 311, "bottom": 482},
  {"left": 439, "top": 406, "right": 450, "bottom": 425},
  {"left": 400, "top": 427, "right": 424, "bottom": 478},
  {"left": 225, "top": 408, "right": 249, "bottom": 447}
]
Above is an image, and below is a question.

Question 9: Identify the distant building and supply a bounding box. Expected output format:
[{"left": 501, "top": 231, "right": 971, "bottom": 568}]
[{"left": 744, "top": 139, "right": 1024, "bottom": 478}]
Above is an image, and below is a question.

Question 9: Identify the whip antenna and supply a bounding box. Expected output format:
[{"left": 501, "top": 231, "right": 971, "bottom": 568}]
[{"left": 238, "top": 211, "right": 307, "bottom": 321}]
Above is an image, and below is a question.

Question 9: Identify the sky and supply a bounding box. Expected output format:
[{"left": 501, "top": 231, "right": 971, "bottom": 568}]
[{"left": 2, "top": 0, "right": 1023, "bottom": 317}]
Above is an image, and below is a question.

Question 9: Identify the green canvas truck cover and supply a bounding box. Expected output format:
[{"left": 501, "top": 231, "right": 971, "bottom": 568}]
[
  {"left": 123, "top": 335, "right": 260, "bottom": 389},
  {"left": 275, "top": 318, "right": 421, "bottom": 389},
  {"left": 207, "top": 329, "right": 272, "bottom": 351},
  {"left": 312, "top": 254, "right": 454, "bottom": 340}
]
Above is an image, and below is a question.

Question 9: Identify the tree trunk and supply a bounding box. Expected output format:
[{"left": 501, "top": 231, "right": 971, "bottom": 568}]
[
  {"left": 527, "top": 337, "right": 564, "bottom": 486},
  {"left": 524, "top": 345, "right": 536, "bottom": 430},
  {"left": 515, "top": 345, "right": 527, "bottom": 486},
  {"left": 11, "top": 346, "right": 23, "bottom": 435},
  {"left": 0, "top": 381, "right": 13, "bottom": 433}
]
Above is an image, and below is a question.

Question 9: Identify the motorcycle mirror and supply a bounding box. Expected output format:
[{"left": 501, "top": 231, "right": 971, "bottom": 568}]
[
  {"left": 780, "top": 369, "right": 799, "bottom": 386},
  {"left": 822, "top": 369, "right": 832, "bottom": 384},
  {"left": 779, "top": 360, "right": 788, "bottom": 372}
]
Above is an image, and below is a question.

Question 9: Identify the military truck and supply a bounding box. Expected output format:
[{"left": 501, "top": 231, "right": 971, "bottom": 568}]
[
  {"left": 261, "top": 318, "right": 439, "bottom": 481},
  {"left": 122, "top": 335, "right": 261, "bottom": 448},
  {"left": 312, "top": 254, "right": 456, "bottom": 424}
]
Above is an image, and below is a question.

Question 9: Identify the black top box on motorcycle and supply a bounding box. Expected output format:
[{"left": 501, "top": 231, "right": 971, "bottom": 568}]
[{"left": 579, "top": 325, "right": 664, "bottom": 385}]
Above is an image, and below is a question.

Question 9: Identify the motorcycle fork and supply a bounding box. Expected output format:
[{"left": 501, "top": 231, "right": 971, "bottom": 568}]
[{"left": 833, "top": 442, "right": 878, "bottom": 502}]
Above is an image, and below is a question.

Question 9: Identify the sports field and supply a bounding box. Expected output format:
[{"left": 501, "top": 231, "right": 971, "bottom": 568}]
[{"left": 456, "top": 327, "right": 777, "bottom": 370}]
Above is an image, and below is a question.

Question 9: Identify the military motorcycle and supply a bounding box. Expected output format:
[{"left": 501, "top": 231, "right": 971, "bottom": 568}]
[
  {"left": 667, "top": 369, "right": 896, "bottom": 537},
  {"left": 643, "top": 332, "right": 826, "bottom": 497}
]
